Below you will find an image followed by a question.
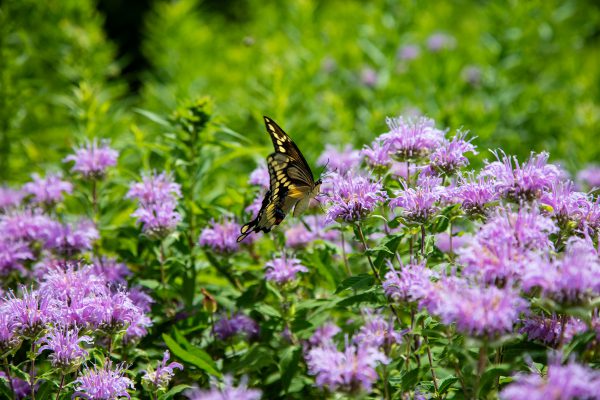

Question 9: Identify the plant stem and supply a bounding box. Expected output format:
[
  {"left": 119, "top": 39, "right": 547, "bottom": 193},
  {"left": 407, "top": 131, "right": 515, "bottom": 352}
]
[
  {"left": 29, "top": 342, "right": 36, "bottom": 400},
  {"left": 405, "top": 308, "right": 415, "bottom": 370},
  {"left": 2, "top": 358, "right": 15, "bottom": 400},
  {"left": 159, "top": 239, "right": 166, "bottom": 285},
  {"left": 340, "top": 229, "right": 351, "bottom": 276},
  {"left": 91, "top": 179, "right": 98, "bottom": 218},
  {"left": 449, "top": 220, "right": 453, "bottom": 254},
  {"left": 55, "top": 373, "right": 65, "bottom": 400},
  {"left": 420, "top": 225, "right": 426, "bottom": 259},
  {"left": 356, "top": 223, "right": 401, "bottom": 322},
  {"left": 475, "top": 342, "right": 488, "bottom": 397},
  {"left": 421, "top": 320, "right": 439, "bottom": 395}
]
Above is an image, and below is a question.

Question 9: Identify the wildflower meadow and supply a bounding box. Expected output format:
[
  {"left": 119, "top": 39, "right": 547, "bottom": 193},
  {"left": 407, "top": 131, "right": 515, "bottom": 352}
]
[{"left": 2, "top": 1, "right": 600, "bottom": 399}]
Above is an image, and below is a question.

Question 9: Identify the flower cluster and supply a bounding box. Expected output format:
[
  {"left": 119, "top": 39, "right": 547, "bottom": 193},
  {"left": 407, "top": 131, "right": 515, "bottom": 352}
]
[
  {"left": 63, "top": 139, "right": 118, "bottom": 179},
  {"left": 127, "top": 171, "right": 182, "bottom": 238},
  {"left": 73, "top": 362, "right": 135, "bottom": 400},
  {"left": 264, "top": 254, "right": 307, "bottom": 284},
  {"left": 142, "top": 350, "right": 183, "bottom": 391},
  {"left": 185, "top": 376, "right": 261, "bottom": 400},
  {"left": 199, "top": 218, "right": 243, "bottom": 253},
  {"left": 23, "top": 172, "right": 73, "bottom": 205},
  {"left": 213, "top": 313, "right": 259, "bottom": 341},
  {"left": 324, "top": 172, "right": 387, "bottom": 223}
]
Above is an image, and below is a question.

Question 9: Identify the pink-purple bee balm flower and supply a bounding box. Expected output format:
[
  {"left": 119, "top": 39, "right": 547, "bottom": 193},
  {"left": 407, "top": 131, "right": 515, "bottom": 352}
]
[
  {"left": 36, "top": 326, "right": 93, "bottom": 369},
  {"left": 520, "top": 314, "right": 586, "bottom": 347},
  {"left": 423, "top": 130, "right": 477, "bottom": 176},
  {"left": 324, "top": 172, "right": 387, "bottom": 223},
  {"left": 305, "top": 341, "right": 388, "bottom": 393},
  {"left": 73, "top": 362, "right": 135, "bottom": 400},
  {"left": 248, "top": 163, "right": 270, "bottom": 189},
  {"left": 0, "top": 186, "right": 24, "bottom": 210},
  {"left": 199, "top": 218, "right": 243, "bottom": 253},
  {"left": 63, "top": 139, "right": 118, "bottom": 179},
  {"left": 317, "top": 144, "right": 361, "bottom": 175},
  {"left": 577, "top": 164, "right": 600, "bottom": 188},
  {"left": 213, "top": 313, "right": 259, "bottom": 341},
  {"left": 500, "top": 357, "right": 600, "bottom": 400},
  {"left": 379, "top": 116, "right": 445, "bottom": 161},
  {"left": 23, "top": 172, "right": 73, "bottom": 205},
  {"left": 482, "top": 151, "right": 561, "bottom": 202},
  {"left": 390, "top": 176, "right": 445, "bottom": 223},
  {"left": 426, "top": 32, "right": 456, "bottom": 52},
  {"left": 2, "top": 286, "right": 53, "bottom": 338},
  {"left": 264, "top": 254, "right": 308, "bottom": 284},
  {"left": 361, "top": 139, "right": 392, "bottom": 172},
  {"left": 383, "top": 262, "right": 436, "bottom": 304},
  {"left": 43, "top": 219, "right": 99, "bottom": 255},
  {"left": 142, "top": 350, "right": 183, "bottom": 390},
  {"left": 397, "top": 44, "right": 421, "bottom": 61},
  {"left": 0, "top": 239, "right": 33, "bottom": 276},
  {"left": 184, "top": 375, "right": 262, "bottom": 400},
  {"left": 353, "top": 310, "right": 404, "bottom": 349},
  {"left": 285, "top": 215, "right": 338, "bottom": 248},
  {"left": 127, "top": 171, "right": 182, "bottom": 238}
]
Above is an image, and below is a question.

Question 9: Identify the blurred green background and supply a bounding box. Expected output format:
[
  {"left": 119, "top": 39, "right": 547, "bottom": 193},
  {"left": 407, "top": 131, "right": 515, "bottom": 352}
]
[{"left": 1, "top": 0, "right": 600, "bottom": 183}]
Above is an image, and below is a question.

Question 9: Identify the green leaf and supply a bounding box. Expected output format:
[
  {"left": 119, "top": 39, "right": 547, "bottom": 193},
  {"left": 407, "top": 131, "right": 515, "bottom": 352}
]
[
  {"left": 280, "top": 346, "right": 302, "bottom": 394},
  {"left": 336, "top": 290, "right": 379, "bottom": 307},
  {"left": 134, "top": 108, "right": 171, "bottom": 127},
  {"left": 399, "top": 367, "right": 420, "bottom": 391},
  {"left": 33, "top": 380, "right": 56, "bottom": 400},
  {"left": 163, "top": 334, "right": 221, "bottom": 377},
  {"left": 159, "top": 384, "right": 192, "bottom": 400},
  {"left": 438, "top": 376, "right": 459, "bottom": 394},
  {"left": 335, "top": 274, "right": 375, "bottom": 294}
]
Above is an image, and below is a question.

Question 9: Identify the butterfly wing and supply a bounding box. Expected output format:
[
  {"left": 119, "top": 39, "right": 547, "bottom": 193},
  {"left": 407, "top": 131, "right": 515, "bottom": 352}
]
[{"left": 237, "top": 117, "right": 320, "bottom": 242}]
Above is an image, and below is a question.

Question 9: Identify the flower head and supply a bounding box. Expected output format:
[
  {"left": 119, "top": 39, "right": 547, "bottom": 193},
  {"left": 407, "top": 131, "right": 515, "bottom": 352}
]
[
  {"left": 264, "top": 254, "right": 308, "bottom": 284},
  {"left": 37, "top": 326, "right": 93, "bottom": 370},
  {"left": 317, "top": 144, "right": 361, "bottom": 175},
  {"left": 397, "top": 44, "right": 420, "bottom": 61},
  {"left": 383, "top": 262, "right": 436, "bottom": 303},
  {"left": 389, "top": 176, "right": 445, "bottom": 223},
  {"left": 285, "top": 215, "right": 338, "bottom": 248},
  {"left": 127, "top": 171, "right": 182, "bottom": 238},
  {"left": 540, "top": 181, "right": 587, "bottom": 227},
  {"left": 2, "top": 286, "right": 53, "bottom": 338},
  {"left": 361, "top": 139, "right": 392, "bottom": 172},
  {"left": 353, "top": 310, "right": 403, "bottom": 349},
  {"left": 305, "top": 341, "right": 388, "bottom": 393},
  {"left": 380, "top": 116, "right": 445, "bottom": 161},
  {"left": 452, "top": 173, "right": 500, "bottom": 216},
  {"left": 520, "top": 314, "right": 586, "bottom": 347},
  {"left": 73, "top": 362, "right": 134, "bottom": 400},
  {"left": 213, "top": 313, "right": 259, "bottom": 341},
  {"left": 0, "top": 239, "right": 33, "bottom": 276},
  {"left": 199, "top": 218, "right": 242, "bottom": 253},
  {"left": 23, "top": 173, "right": 73, "bottom": 205},
  {"left": 91, "top": 257, "right": 131, "bottom": 285},
  {"left": 43, "top": 219, "right": 99, "bottom": 255},
  {"left": 142, "top": 350, "right": 183, "bottom": 390},
  {"left": 577, "top": 164, "right": 600, "bottom": 188},
  {"left": 423, "top": 130, "right": 477, "bottom": 176},
  {"left": 63, "top": 139, "right": 118, "bottom": 179},
  {"left": 360, "top": 67, "right": 378, "bottom": 88},
  {"left": 482, "top": 151, "right": 560, "bottom": 202},
  {"left": 0, "top": 186, "right": 24, "bottom": 210},
  {"left": 324, "top": 172, "right": 387, "bottom": 223},
  {"left": 308, "top": 323, "right": 341, "bottom": 348},
  {"left": 184, "top": 375, "right": 261, "bottom": 400},
  {"left": 500, "top": 357, "right": 600, "bottom": 400},
  {"left": 426, "top": 32, "right": 456, "bottom": 52},
  {"left": 248, "top": 164, "right": 269, "bottom": 189}
]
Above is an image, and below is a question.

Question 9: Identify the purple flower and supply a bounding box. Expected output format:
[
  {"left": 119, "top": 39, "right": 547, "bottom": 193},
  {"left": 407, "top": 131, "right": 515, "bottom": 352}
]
[
  {"left": 284, "top": 215, "right": 338, "bottom": 248},
  {"left": 578, "top": 195, "right": 600, "bottom": 235},
  {"left": 500, "top": 357, "right": 600, "bottom": 400},
  {"left": 184, "top": 375, "right": 261, "bottom": 400},
  {"left": 86, "top": 290, "right": 144, "bottom": 333},
  {"left": 124, "top": 311, "right": 153, "bottom": 343},
  {"left": 305, "top": 341, "right": 388, "bottom": 393},
  {"left": 461, "top": 65, "right": 482, "bottom": 86},
  {"left": 248, "top": 164, "right": 269, "bottom": 189},
  {"left": 37, "top": 326, "right": 93, "bottom": 369},
  {"left": 435, "top": 231, "right": 472, "bottom": 253},
  {"left": 397, "top": 44, "right": 420, "bottom": 61},
  {"left": 23, "top": 172, "right": 73, "bottom": 205},
  {"left": 389, "top": 176, "right": 445, "bottom": 223},
  {"left": 73, "top": 362, "right": 134, "bottom": 400},
  {"left": 0, "top": 239, "right": 33, "bottom": 276},
  {"left": 361, "top": 139, "right": 392, "bottom": 172},
  {"left": 426, "top": 32, "right": 456, "bottom": 52},
  {"left": 199, "top": 218, "right": 242, "bottom": 253},
  {"left": 458, "top": 207, "right": 557, "bottom": 284},
  {"left": 520, "top": 314, "right": 587, "bottom": 347},
  {"left": 0, "top": 209, "right": 57, "bottom": 244},
  {"left": 540, "top": 181, "right": 587, "bottom": 227},
  {"left": 360, "top": 67, "right": 378, "bottom": 88},
  {"left": 213, "top": 313, "right": 259, "bottom": 341},
  {"left": 264, "top": 254, "right": 308, "bottom": 284},
  {"left": 353, "top": 310, "right": 404, "bottom": 349},
  {"left": 324, "top": 172, "right": 387, "bottom": 223},
  {"left": 0, "top": 373, "right": 32, "bottom": 400},
  {"left": 63, "top": 139, "right": 118, "bottom": 179},
  {"left": 423, "top": 130, "right": 477, "bottom": 176},
  {"left": 43, "top": 219, "right": 99, "bottom": 255},
  {"left": 91, "top": 257, "right": 131, "bottom": 284},
  {"left": 380, "top": 116, "right": 445, "bottom": 161},
  {"left": 453, "top": 173, "right": 499, "bottom": 216},
  {"left": 521, "top": 236, "right": 600, "bottom": 303},
  {"left": 577, "top": 164, "right": 600, "bottom": 188},
  {"left": 142, "top": 350, "right": 183, "bottom": 390},
  {"left": 383, "top": 263, "right": 436, "bottom": 303},
  {"left": 425, "top": 278, "right": 527, "bottom": 337},
  {"left": 308, "top": 323, "right": 341, "bottom": 348},
  {"left": 482, "top": 151, "right": 561, "bottom": 202},
  {"left": 0, "top": 186, "right": 24, "bottom": 210},
  {"left": 127, "top": 287, "right": 154, "bottom": 313},
  {"left": 2, "top": 286, "right": 53, "bottom": 338},
  {"left": 127, "top": 171, "right": 182, "bottom": 238},
  {"left": 317, "top": 144, "right": 361, "bottom": 175},
  {"left": 0, "top": 312, "right": 21, "bottom": 354}
]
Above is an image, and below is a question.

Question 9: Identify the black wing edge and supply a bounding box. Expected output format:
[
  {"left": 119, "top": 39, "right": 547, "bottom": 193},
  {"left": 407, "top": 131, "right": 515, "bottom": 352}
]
[{"left": 237, "top": 190, "right": 272, "bottom": 242}]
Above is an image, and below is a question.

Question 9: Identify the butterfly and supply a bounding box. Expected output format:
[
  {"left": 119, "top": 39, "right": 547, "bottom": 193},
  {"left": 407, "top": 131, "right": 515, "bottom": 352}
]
[{"left": 237, "top": 116, "right": 322, "bottom": 242}]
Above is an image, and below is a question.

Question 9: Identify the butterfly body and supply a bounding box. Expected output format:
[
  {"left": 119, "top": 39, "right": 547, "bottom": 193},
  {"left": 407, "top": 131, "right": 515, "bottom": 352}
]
[{"left": 237, "top": 117, "right": 321, "bottom": 242}]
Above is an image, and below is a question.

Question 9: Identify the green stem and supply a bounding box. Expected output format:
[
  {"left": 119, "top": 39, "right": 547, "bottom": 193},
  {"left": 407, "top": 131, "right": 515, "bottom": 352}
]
[
  {"left": 2, "top": 358, "right": 15, "bottom": 400},
  {"left": 29, "top": 342, "right": 36, "bottom": 400},
  {"left": 421, "top": 320, "right": 439, "bottom": 395},
  {"left": 340, "top": 229, "right": 351, "bottom": 276},
  {"left": 475, "top": 342, "right": 488, "bottom": 397},
  {"left": 420, "top": 224, "right": 426, "bottom": 259},
  {"left": 159, "top": 239, "right": 166, "bottom": 286},
  {"left": 55, "top": 373, "right": 65, "bottom": 400}
]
